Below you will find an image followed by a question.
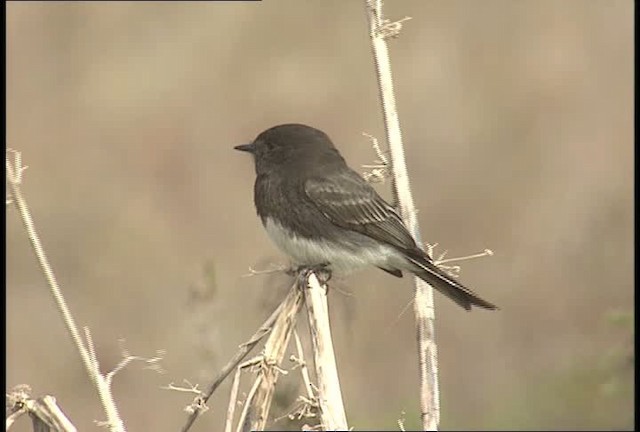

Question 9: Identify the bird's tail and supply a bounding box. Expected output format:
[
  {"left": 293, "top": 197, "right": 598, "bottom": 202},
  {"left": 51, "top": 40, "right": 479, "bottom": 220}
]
[{"left": 406, "top": 254, "right": 498, "bottom": 311}]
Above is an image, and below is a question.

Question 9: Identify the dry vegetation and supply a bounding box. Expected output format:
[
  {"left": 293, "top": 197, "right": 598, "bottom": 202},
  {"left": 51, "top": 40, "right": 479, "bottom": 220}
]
[{"left": 7, "top": 1, "right": 633, "bottom": 431}]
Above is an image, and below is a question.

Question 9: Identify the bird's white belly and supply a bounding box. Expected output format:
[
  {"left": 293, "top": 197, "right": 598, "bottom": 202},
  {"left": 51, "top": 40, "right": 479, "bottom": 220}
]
[{"left": 264, "top": 218, "right": 395, "bottom": 274}]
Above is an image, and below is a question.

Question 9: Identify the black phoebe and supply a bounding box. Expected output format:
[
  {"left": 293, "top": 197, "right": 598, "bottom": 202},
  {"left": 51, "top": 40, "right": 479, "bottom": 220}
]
[{"left": 235, "top": 124, "right": 497, "bottom": 311}]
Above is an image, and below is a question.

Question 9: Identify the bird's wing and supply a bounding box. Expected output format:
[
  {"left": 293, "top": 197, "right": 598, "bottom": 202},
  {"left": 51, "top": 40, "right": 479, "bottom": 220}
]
[{"left": 304, "top": 169, "right": 417, "bottom": 251}]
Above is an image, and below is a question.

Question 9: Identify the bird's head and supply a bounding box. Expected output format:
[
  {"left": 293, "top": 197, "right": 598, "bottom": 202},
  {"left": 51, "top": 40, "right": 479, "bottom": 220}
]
[{"left": 235, "top": 124, "right": 341, "bottom": 174}]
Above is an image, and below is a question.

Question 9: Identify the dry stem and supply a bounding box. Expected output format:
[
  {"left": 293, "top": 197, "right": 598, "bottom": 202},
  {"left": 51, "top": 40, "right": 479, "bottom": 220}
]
[
  {"left": 303, "top": 273, "right": 349, "bottom": 431},
  {"left": 180, "top": 268, "right": 347, "bottom": 432},
  {"left": 6, "top": 151, "right": 126, "bottom": 432},
  {"left": 363, "top": 2, "right": 440, "bottom": 430},
  {"left": 179, "top": 292, "right": 288, "bottom": 432},
  {"left": 242, "top": 284, "right": 304, "bottom": 431}
]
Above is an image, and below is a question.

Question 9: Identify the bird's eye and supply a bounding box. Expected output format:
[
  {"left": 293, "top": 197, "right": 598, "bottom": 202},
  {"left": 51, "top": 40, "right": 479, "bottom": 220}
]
[{"left": 263, "top": 140, "right": 275, "bottom": 151}]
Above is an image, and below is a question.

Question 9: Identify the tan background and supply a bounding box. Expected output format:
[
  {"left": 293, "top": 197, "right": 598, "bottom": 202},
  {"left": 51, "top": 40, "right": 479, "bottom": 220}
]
[{"left": 7, "top": 1, "right": 633, "bottom": 431}]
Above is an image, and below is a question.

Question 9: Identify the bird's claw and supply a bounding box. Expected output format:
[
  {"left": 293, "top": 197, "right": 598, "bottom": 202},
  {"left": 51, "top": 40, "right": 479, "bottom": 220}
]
[{"left": 293, "top": 263, "right": 332, "bottom": 287}]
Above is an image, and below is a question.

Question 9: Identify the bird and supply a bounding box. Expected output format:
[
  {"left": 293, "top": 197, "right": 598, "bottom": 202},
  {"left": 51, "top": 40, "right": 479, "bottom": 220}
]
[{"left": 234, "top": 123, "right": 497, "bottom": 311}]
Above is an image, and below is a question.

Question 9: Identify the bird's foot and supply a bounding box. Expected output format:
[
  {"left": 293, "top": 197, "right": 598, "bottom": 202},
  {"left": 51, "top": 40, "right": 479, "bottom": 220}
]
[{"left": 293, "top": 263, "right": 332, "bottom": 287}]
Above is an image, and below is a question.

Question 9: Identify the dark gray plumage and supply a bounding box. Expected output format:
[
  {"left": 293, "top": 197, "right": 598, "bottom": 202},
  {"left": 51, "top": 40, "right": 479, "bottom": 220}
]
[{"left": 235, "top": 123, "right": 497, "bottom": 311}]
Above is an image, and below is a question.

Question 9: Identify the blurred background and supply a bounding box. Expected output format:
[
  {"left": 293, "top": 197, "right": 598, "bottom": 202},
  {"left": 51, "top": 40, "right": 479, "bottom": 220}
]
[{"left": 6, "top": 1, "right": 633, "bottom": 430}]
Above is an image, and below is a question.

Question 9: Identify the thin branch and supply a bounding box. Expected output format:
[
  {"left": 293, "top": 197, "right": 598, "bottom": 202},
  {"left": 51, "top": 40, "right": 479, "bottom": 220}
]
[
  {"left": 361, "top": 132, "right": 390, "bottom": 183},
  {"left": 235, "top": 373, "right": 262, "bottom": 432},
  {"left": 383, "top": 298, "right": 416, "bottom": 337},
  {"left": 225, "top": 366, "right": 243, "bottom": 432},
  {"left": 245, "top": 284, "right": 304, "bottom": 431},
  {"left": 105, "top": 342, "right": 166, "bottom": 385},
  {"left": 242, "top": 263, "right": 288, "bottom": 278},
  {"left": 179, "top": 268, "right": 345, "bottom": 432},
  {"left": 291, "top": 329, "right": 316, "bottom": 402},
  {"left": 6, "top": 151, "right": 126, "bottom": 432},
  {"left": 163, "top": 381, "right": 209, "bottom": 416},
  {"left": 436, "top": 248, "right": 494, "bottom": 265},
  {"left": 179, "top": 284, "right": 294, "bottom": 432},
  {"left": 276, "top": 329, "right": 321, "bottom": 427},
  {"left": 224, "top": 356, "right": 262, "bottom": 432},
  {"left": 363, "top": 2, "right": 440, "bottom": 430},
  {"left": 162, "top": 380, "right": 205, "bottom": 396}
]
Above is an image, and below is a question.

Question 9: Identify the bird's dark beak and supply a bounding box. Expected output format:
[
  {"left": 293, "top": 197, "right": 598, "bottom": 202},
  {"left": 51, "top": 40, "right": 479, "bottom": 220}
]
[{"left": 234, "top": 143, "right": 256, "bottom": 153}]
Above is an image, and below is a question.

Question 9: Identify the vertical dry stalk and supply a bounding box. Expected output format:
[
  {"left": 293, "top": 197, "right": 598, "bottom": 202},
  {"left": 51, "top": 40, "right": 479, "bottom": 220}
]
[
  {"left": 363, "top": 2, "right": 441, "bottom": 430},
  {"left": 243, "top": 284, "right": 304, "bottom": 431},
  {"left": 303, "top": 273, "right": 349, "bottom": 431},
  {"left": 224, "top": 364, "right": 245, "bottom": 432},
  {"left": 6, "top": 152, "right": 127, "bottom": 432}
]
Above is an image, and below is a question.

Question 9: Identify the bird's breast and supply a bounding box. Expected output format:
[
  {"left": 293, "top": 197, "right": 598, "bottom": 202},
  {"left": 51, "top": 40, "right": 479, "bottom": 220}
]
[{"left": 263, "top": 217, "right": 397, "bottom": 274}]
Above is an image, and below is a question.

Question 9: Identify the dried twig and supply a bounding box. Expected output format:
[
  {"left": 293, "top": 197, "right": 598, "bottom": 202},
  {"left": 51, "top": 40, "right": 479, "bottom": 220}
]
[
  {"left": 179, "top": 284, "right": 295, "bottom": 432},
  {"left": 225, "top": 367, "right": 244, "bottom": 432},
  {"left": 166, "top": 381, "right": 209, "bottom": 417},
  {"left": 291, "top": 329, "right": 316, "bottom": 403},
  {"left": 6, "top": 150, "right": 126, "bottom": 432},
  {"left": 235, "top": 374, "right": 261, "bottom": 432},
  {"left": 179, "top": 266, "right": 347, "bottom": 432},
  {"left": 243, "top": 284, "right": 304, "bottom": 431},
  {"left": 163, "top": 380, "right": 205, "bottom": 398},
  {"left": 361, "top": 132, "right": 390, "bottom": 183},
  {"left": 6, "top": 385, "right": 77, "bottom": 432},
  {"left": 242, "top": 263, "right": 288, "bottom": 278},
  {"left": 224, "top": 356, "right": 262, "bottom": 432},
  {"left": 278, "top": 329, "right": 321, "bottom": 426}
]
